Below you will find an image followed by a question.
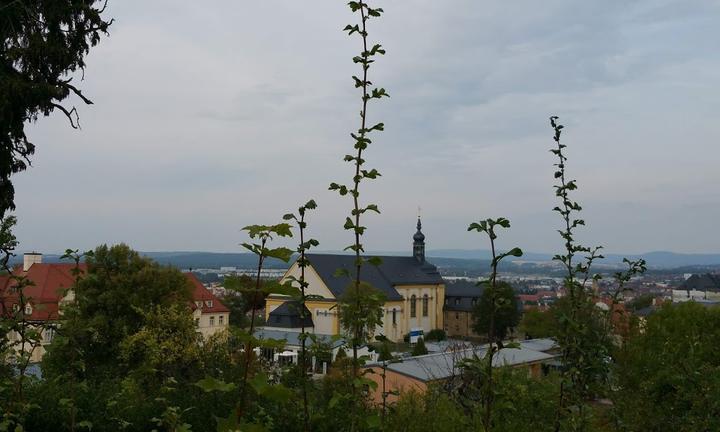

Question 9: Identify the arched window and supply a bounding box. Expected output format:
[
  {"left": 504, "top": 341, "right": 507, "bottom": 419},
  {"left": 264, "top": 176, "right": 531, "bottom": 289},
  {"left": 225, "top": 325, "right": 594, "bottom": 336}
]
[
  {"left": 410, "top": 295, "right": 417, "bottom": 318},
  {"left": 422, "top": 294, "right": 429, "bottom": 317},
  {"left": 392, "top": 309, "right": 397, "bottom": 325}
]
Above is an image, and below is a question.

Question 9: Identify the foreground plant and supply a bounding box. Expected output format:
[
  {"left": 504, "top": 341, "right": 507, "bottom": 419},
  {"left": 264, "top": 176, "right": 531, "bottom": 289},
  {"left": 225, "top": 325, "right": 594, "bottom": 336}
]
[
  {"left": 283, "top": 199, "right": 320, "bottom": 432},
  {"left": 328, "top": 2, "right": 388, "bottom": 429},
  {"left": 467, "top": 218, "right": 523, "bottom": 431}
]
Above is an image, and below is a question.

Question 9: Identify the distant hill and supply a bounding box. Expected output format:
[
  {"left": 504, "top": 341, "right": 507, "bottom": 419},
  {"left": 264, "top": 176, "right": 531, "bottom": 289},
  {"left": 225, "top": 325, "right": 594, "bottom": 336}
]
[
  {"left": 8, "top": 249, "right": 720, "bottom": 271},
  {"left": 7, "top": 251, "right": 290, "bottom": 270},
  {"left": 426, "top": 249, "right": 720, "bottom": 268}
]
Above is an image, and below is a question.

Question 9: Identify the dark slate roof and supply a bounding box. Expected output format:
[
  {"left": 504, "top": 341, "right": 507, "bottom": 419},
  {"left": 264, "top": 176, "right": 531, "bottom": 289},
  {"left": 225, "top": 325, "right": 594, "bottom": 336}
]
[
  {"left": 444, "top": 280, "right": 484, "bottom": 312},
  {"left": 305, "top": 253, "right": 443, "bottom": 301},
  {"left": 267, "top": 301, "right": 314, "bottom": 329},
  {"left": 678, "top": 274, "right": 720, "bottom": 292}
]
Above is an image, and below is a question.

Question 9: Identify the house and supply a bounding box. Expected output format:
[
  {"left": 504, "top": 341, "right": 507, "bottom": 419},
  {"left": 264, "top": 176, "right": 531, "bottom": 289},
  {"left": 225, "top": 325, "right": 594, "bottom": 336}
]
[
  {"left": 1, "top": 253, "right": 229, "bottom": 362},
  {"left": 266, "top": 218, "right": 445, "bottom": 342},
  {"left": 673, "top": 273, "right": 720, "bottom": 302},
  {"left": 363, "top": 339, "right": 559, "bottom": 404},
  {"left": 443, "top": 280, "right": 483, "bottom": 338}
]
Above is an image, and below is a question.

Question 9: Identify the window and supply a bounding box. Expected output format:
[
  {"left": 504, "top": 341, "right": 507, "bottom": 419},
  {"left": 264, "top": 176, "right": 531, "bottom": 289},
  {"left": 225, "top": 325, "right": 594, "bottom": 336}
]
[
  {"left": 410, "top": 295, "right": 417, "bottom": 318},
  {"left": 44, "top": 328, "right": 55, "bottom": 342},
  {"left": 209, "top": 316, "right": 215, "bottom": 327},
  {"left": 195, "top": 301, "right": 202, "bottom": 308},
  {"left": 205, "top": 300, "right": 213, "bottom": 308},
  {"left": 422, "top": 294, "right": 429, "bottom": 317},
  {"left": 24, "top": 304, "right": 32, "bottom": 315},
  {"left": 392, "top": 309, "right": 397, "bottom": 325},
  {"left": 455, "top": 312, "right": 459, "bottom": 319},
  {"left": 471, "top": 298, "right": 478, "bottom": 306},
  {"left": 195, "top": 318, "right": 200, "bottom": 327},
  {"left": 454, "top": 298, "right": 460, "bottom": 306},
  {"left": 444, "top": 298, "right": 448, "bottom": 305},
  {"left": 219, "top": 315, "right": 224, "bottom": 326}
]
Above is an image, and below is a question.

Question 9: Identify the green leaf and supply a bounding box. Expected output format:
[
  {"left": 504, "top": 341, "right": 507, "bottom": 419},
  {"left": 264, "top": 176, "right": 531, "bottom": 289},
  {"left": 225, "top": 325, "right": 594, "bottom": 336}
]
[
  {"left": 367, "top": 256, "right": 382, "bottom": 266},
  {"left": 195, "top": 376, "right": 237, "bottom": 393},
  {"left": 265, "top": 247, "right": 294, "bottom": 262},
  {"left": 263, "top": 281, "right": 301, "bottom": 297}
]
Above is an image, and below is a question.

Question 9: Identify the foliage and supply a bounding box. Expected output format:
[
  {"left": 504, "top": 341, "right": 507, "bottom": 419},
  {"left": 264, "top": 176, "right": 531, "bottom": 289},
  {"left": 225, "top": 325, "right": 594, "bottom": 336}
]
[
  {"left": 222, "top": 274, "right": 267, "bottom": 316},
  {"left": 519, "top": 309, "right": 558, "bottom": 339},
  {"left": 472, "top": 281, "right": 520, "bottom": 342},
  {"left": 42, "top": 244, "right": 192, "bottom": 379},
  {"left": 219, "top": 291, "right": 248, "bottom": 327},
  {"left": 467, "top": 217, "right": 523, "bottom": 431},
  {"left": 625, "top": 293, "right": 655, "bottom": 312},
  {"left": 613, "top": 302, "right": 720, "bottom": 432},
  {"left": 376, "top": 341, "right": 393, "bottom": 361},
  {"left": 0, "top": 0, "right": 112, "bottom": 216},
  {"left": 337, "top": 281, "right": 386, "bottom": 350},
  {"left": 424, "top": 328, "right": 447, "bottom": 342},
  {"left": 410, "top": 338, "right": 428, "bottom": 357},
  {"left": 548, "top": 116, "right": 612, "bottom": 431},
  {"left": 328, "top": 1, "right": 387, "bottom": 390},
  {"left": 283, "top": 199, "right": 319, "bottom": 432}
]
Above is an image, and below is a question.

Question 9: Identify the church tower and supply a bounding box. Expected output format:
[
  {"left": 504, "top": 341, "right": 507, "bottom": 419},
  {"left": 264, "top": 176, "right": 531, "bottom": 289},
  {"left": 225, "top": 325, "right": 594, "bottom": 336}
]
[{"left": 413, "top": 217, "right": 425, "bottom": 263}]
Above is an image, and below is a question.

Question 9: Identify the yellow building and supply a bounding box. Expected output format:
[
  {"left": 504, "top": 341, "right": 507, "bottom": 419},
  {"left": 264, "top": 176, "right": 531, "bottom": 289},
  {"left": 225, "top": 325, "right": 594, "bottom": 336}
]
[{"left": 266, "top": 218, "right": 445, "bottom": 342}]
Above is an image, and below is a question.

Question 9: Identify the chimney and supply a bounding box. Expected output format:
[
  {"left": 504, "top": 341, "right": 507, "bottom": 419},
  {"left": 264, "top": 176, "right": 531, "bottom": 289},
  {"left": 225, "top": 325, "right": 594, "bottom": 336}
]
[{"left": 23, "top": 252, "right": 42, "bottom": 271}]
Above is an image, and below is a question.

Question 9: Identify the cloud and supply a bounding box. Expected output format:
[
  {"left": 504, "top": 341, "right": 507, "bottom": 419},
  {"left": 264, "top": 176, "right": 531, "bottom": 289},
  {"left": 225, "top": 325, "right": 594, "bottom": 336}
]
[{"left": 13, "top": 0, "right": 720, "bottom": 255}]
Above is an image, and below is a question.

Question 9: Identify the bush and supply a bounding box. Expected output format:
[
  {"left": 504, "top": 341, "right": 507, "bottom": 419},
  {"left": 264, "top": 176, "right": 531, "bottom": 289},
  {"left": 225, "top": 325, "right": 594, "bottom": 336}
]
[
  {"left": 425, "top": 329, "right": 447, "bottom": 342},
  {"left": 411, "top": 338, "right": 428, "bottom": 356}
]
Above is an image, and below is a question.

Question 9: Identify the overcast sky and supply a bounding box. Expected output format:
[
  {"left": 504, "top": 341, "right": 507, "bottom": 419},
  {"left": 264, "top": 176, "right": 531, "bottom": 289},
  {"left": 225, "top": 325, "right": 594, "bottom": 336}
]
[{"left": 14, "top": 0, "right": 720, "bottom": 256}]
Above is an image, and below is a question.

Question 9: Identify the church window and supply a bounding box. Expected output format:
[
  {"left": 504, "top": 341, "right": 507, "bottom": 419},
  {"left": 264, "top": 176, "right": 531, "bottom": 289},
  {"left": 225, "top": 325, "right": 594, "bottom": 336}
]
[
  {"left": 392, "top": 309, "right": 397, "bottom": 325},
  {"left": 422, "top": 294, "right": 429, "bottom": 317},
  {"left": 410, "top": 295, "right": 417, "bottom": 318}
]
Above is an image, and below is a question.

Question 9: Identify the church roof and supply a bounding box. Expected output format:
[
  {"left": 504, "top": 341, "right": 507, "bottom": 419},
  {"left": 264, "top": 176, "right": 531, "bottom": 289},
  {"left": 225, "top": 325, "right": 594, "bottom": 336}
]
[
  {"left": 267, "top": 301, "right": 314, "bottom": 328},
  {"left": 305, "top": 253, "right": 443, "bottom": 301}
]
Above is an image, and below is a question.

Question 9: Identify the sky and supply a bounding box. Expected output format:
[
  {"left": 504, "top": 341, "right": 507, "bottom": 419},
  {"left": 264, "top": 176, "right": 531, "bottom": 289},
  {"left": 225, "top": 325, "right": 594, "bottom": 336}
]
[{"left": 13, "top": 0, "right": 720, "bottom": 256}]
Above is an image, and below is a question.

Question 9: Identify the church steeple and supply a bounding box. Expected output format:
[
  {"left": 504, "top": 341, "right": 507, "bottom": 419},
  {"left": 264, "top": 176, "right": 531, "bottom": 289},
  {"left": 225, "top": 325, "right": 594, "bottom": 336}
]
[{"left": 413, "top": 216, "right": 425, "bottom": 262}]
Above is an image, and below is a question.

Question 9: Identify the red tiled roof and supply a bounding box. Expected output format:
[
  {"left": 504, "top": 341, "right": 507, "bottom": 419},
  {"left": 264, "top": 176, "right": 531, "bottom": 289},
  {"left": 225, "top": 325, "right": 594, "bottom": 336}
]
[
  {"left": 186, "top": 272, "right": 230, "bottom": 313},
  {"left": 0, "top": 263, "right": 83, "bottom": 320},
  {"left": 0, "top": 263, "right": 229, "bottom": 321}
]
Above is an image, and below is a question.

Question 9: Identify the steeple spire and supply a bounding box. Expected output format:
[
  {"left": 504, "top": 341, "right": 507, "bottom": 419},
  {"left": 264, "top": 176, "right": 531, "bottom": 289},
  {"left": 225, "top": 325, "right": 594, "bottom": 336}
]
[{"left": 413, "top": 216, "right": 425, "bottom": 262}]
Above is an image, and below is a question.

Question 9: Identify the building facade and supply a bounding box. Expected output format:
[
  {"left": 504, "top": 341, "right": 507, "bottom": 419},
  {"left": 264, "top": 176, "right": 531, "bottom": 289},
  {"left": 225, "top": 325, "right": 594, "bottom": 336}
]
[
  {"left": 266, "top": 218, "right": 445, "bottom": 342},
  {"left": 443, "top": 280, "right": 483, "bottom": 338}
]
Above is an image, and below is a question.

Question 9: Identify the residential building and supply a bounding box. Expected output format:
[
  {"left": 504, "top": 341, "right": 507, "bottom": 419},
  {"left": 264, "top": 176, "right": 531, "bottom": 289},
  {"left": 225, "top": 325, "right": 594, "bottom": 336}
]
[
  {"left": 1, "top": 253, "right": 229, "bottom": 362},
  {"left": 266, "top": 218, "right": 445, "bottom": 342},
  {"left": 363, "top": 338, "right": 559, "bottom": 404},
  {"left": 443, "top": 280, "right": 483, "bottom": 338}
]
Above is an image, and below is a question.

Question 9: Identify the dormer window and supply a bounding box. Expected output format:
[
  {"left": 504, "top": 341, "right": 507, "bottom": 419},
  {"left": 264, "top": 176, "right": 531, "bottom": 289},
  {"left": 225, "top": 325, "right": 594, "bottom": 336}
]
[
  {"left": 454, "top": 298, "right": 460, "bottom": 306},
  {"left": 24, "top": 304, "right": 32, "bottom": 315},
  {"left": 205, "top": 300, "right": 213, "bottom": 308},
  {"left": 195, "top": 301, "right": 202, "bottom": 308}
]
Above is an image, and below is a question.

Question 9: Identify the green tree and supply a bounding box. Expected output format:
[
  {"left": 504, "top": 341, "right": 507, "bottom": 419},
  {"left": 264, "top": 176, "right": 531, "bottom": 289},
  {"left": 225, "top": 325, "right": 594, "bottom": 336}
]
[
  {"left": 473, "top": 281, "right": 521, "bottom": 343},
  {"left": 519, "top": 309, "right": 557, "bottom": 339},
  {"left": 613, "top": 302, "right": 720, "bottom": 431},
  {"left": 0, "top": 1, "right": 112, "bottom": 216},
  {"left": 377, "top": 341, "right": 393, "bottom": 361},
  {"left": 411, "top": 338, "right": 428, "bottom": 357},
  {"left": 219, "top": 292, "right": 247, "bottom": 327},
  {"left": 222, "top": 274, "right": 267, "bottom": 314},
  {"left": 43, "top": 244, "right": 193, "bottom": 379}
]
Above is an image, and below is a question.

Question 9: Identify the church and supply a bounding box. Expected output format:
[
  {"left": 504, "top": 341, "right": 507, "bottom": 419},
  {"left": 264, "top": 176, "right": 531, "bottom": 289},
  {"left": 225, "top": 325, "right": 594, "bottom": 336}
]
[{"left": 264, "top": 218, "right": 445, "bottom": 342}]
